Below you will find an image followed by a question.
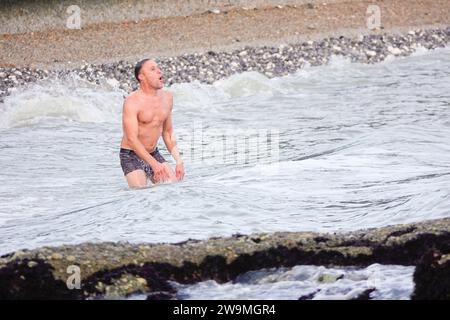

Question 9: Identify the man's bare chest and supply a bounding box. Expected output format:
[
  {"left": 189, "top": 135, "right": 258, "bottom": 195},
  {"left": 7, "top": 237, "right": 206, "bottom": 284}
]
[{"left": 137, "top": 104, "right": 169, "bottom": 126}]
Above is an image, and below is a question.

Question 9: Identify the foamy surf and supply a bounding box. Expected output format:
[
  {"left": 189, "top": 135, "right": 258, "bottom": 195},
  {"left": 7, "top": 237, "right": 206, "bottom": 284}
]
[
  {"left": 0, "top": 76, "right": 124, "bottom": 128},
  {"left": 127, "top": 264, "right": 415, "bottom": 300}
]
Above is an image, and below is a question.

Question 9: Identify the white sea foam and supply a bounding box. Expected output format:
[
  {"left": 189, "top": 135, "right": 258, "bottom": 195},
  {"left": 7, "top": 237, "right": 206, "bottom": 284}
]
[
  {"left": 0, "top": 76, "right": 124, "bottom": 128},
  {"left": 128, "top": 264, "right": 415, "bottom": 300}
]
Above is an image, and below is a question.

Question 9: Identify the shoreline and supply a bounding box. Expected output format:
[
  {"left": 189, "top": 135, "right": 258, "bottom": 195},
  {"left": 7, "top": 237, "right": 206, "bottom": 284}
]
[
  {"left": 1, "top": 0, "right": 450, "bottom": 103},
  {"left": 1, "top": 0, "right": 450, "bottom": 69},
  {"left": 1, "top": 26, "right": 449, "bottom": 103}
]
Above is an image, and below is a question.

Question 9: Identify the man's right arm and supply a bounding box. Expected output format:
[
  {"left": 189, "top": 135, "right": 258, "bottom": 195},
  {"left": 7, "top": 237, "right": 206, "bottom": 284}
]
[{"left": 122, "top": 99, "right": 161, "bottom": 170}]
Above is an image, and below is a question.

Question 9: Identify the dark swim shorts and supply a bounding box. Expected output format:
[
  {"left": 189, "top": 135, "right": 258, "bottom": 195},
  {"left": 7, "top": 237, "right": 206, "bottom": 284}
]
[{"left": 119, "top": 147, "right": 167, "bottom": 178}]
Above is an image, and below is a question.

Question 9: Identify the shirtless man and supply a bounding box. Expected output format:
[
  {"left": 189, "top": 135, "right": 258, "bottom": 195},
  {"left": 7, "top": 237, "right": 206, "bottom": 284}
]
[{"left": 119, "top": 59, "right": 184, "bottom": 188}]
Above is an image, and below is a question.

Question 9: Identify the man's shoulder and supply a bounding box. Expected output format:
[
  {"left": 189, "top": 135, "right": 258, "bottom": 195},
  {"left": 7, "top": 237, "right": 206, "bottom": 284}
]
[
  {"left": 123, "top": 93, "right": 141, "bottom": 114},
  {"left": 124, "top": 91, "right": 140, "bottom": 105},
  {"left": 160, "top": 89, "right": 173, "bottom": 99},
  {"left": 126, "top": 90, "right": 140, "bottom": 100}
]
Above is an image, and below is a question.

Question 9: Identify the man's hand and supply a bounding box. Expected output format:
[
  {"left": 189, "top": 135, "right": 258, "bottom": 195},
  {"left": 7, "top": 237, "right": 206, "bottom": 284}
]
[
  {"left": 152, "top": 162, "right": 171, "bottom": 183},
  {"left": 175, "top": 162, "right": 185, "bottom": 181}
]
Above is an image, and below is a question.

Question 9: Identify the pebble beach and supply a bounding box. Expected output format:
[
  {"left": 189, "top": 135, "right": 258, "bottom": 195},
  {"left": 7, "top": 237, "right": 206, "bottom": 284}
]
[
  {"left": 1, "top": 0, "right": 450, "bottom": 102},
  {"left": 1, "top": 27, "right": 449, "bottom": 103}
]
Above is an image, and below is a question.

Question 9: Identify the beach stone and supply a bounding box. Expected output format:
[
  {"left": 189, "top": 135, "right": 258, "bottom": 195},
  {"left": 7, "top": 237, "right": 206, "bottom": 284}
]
[
  {"left": 51, "top": 253, "right": 63, "bottom": 260},
  {"left": 387, "top": 46, "right": 402, "bottom": 55},
  {"left": 317, "top": 273, "right": 342, "bottom": 283}
]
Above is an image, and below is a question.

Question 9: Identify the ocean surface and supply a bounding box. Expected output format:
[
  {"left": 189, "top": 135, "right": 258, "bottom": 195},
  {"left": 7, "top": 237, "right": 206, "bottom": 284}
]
[{"left": 1, "top": 47, "right": 449, "bottom": 298}]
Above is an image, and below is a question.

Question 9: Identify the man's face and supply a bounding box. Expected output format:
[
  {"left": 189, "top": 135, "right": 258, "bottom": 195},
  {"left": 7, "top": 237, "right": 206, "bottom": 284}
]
[{"left": 139, "top": 60, "right": 164, "bottom": 89}]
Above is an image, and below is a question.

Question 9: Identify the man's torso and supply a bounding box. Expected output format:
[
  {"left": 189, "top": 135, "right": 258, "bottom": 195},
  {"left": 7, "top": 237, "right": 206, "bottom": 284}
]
[{"left": 121, "top": 90, "right": 171, "bottom": 152}]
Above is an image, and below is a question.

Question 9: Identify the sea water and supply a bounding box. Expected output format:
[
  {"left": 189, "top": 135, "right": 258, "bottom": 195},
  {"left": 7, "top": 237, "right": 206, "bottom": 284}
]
[{"left": 1, "top": 48, "right": 449, "bottom": 298}]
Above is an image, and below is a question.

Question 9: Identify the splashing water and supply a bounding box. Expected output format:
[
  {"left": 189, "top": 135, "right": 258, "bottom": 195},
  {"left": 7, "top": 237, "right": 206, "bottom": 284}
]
[{"left": 171, "top": 264, "right": 415, "bottom": 300}]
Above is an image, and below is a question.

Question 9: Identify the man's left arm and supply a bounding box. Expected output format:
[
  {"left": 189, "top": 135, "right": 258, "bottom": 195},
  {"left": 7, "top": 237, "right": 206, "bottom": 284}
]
[{"left": 162, "top": 92, "right": 185, "bottom": 181}]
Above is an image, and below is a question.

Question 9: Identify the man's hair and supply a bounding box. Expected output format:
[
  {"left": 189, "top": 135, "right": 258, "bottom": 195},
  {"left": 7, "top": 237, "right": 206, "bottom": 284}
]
[{"left": 134, "top": 58, "right": 150, "bottom": 82}]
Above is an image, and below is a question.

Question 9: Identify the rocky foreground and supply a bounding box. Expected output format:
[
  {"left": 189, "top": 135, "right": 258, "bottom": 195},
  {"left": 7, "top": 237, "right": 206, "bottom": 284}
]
[
  {"left": 1, "top": 27, "right": 449, "bottom": 103},
  {"left": 0, "top": 217, "right": 449, "bottom": 299}
]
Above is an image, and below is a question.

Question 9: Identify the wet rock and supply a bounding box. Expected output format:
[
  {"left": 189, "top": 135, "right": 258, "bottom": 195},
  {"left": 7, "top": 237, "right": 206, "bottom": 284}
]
[
  {"left": 0, "top": 217, "right": 449, "bottom": 299},
  {"left": 51, "top": 253, "right": 63, "bottom": 260},
  {"left": 298, "top": 289, "right": 320, "bottom": 300},
  {"left": 317, "top": 273, "right": 343, "bottom": 283},
  {"left": 95, "top": 273, "right": 150, "bottom": 299},
  {"left": 146, "top": 291, "right": 177, "bottom": 300},
  {"left": 0, "top": 259, "right": 81, "bottom": 299},
  {"left": 350, "top": 288, "right": 376, "bottom": 300},
  {"left": 412, "top": 250, "right": 450, "bottom": 300}
]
